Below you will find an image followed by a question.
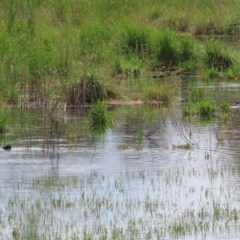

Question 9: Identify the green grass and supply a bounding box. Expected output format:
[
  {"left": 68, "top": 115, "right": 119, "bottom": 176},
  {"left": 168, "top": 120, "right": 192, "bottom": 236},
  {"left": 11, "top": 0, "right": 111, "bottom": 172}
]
[
  {"left": 221, "top": 101, "right": 230, "bottom": 113},
  {"left": 121, "top": 23, "right": 152, "bottom": 58},
  {"left": 188, "top": 87, "right": 205, "bottom": 102},
  {"left": 203, "top": 67, "right": 220, "bottom": 81},
  {"left": 87, "top": 101, "right": 113, "bottom": 134},
  {"left": 205, "top": 40, "right": 234, "bottom": 71},
  {"left": 183, "top": 87, "right": 216, "bottom": 120},
  {"left": 195, "top": 100, "right": 215, "bottom": 118},
  {"left": 153, "top": 30, "right": 179, "bottom": 66},
  {"left": 67, "top": 73, "right": 108, "bottom": 105},
  {"left": 0, "top": 1, "right": 240, "bottom": 105}
]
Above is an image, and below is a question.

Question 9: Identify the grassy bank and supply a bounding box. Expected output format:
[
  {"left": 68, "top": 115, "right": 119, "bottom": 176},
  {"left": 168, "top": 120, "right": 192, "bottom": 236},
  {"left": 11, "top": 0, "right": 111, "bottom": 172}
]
[{"left": 0, "top": 0, "right": 240, "bottom": 106}]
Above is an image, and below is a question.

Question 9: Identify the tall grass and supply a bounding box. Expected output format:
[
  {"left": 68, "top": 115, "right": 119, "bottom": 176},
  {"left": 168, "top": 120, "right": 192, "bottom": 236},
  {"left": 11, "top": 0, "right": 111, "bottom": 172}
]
[
  {"left": 205, "top": 40, "right": 233, "bottom": 71},
  {"left": 152, "top": 30, "right": 195, "bottom": 67},
  {"left": 27, "top": 0, "right": 35, "bottom": 38},
  {"left": 67, "top": 73, "right": 108, "bottom": 106},
  {"left": 154, "top": 30, "right": 179, "bottom": 66},
  {"left": 6, "top": 0, "right": 17, "bottom": 33},
  {"left": 121, "top": 24, "right": 151, "bottom": 58},
  {"left": 27, "top": 42, "right": 56, "bottom": 83},
  {"left": 78, "top": 22, "right": 111, "bottom": 63},
  {"left": 0, "top": 0, "right": 240, "bottom": 105}
]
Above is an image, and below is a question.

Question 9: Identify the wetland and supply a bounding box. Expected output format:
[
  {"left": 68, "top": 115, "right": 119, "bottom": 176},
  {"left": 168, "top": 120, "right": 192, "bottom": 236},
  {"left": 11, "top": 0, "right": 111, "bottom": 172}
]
[
  {"left": 1, "top": 79, "right": 240, "bottom": 239},
  {"left": 1, "top": 1, "right": 240, "bottom": 239}
]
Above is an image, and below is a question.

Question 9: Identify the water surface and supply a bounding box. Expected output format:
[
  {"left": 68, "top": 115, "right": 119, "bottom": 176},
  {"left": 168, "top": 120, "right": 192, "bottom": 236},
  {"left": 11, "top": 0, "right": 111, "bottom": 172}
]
[{"left": 0, "top": 80, "right": 240, "bottom": 239}]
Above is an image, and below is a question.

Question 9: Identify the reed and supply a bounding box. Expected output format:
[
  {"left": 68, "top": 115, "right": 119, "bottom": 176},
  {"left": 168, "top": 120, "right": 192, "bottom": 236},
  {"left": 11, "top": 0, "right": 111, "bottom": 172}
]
[{"left": 67, "top": 73, "right": 108, "bottom": 106}]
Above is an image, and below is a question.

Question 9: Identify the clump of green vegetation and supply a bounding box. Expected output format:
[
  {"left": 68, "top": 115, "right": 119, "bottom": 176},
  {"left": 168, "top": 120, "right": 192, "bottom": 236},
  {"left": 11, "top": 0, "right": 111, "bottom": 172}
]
[
  {"left": 183, "top": 88, "right": 216, "bottom": 120},
  {"left": 0, "top": 84, "right": 20, "bottom": 104},
  {"left": 87, "top": 101, "right": 113, "bottom": 133},
  {"left": 179, "top": 36, "right": 195, "bottom": 62},
  {"left": 195, "top": 100, "right": 215, "bottom": 118},
  {"left": 225, "top": 66, "right": 240, "bottom": 80},
  {"left": 67, "top": 73, "right": 108, "bottom": 106},
  {"left": 188, "top": 87, "right": 204, "bottom": 102},
  {"left": 153, "top": 30, "right": 179, "bottom": 66},
  {"left": 121, "top": 24, "right": 151, "bottom": 58},
  {"left": 205, "top": 40, "right": 233, "bottom": 71},
  {"left": 221, "top": 101, "right": 230, "bottom": 113},
  {"left": 203, "top": 67, "right": 220, "bottom": 81},
  {"left": 152, "top": 30, "right": 195, "bottom": 67},
  {"left": 180, "top": 60, "right": 197, "bottom": 71},
  {"left": 225, "top": 16, "right": 240, "bottom": 36}
]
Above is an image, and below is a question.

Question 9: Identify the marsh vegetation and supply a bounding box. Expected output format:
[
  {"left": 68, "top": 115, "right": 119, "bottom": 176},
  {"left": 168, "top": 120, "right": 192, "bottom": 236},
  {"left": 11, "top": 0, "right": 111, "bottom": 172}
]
[
  {"left": 1, "top": 1, "right": 240, "bottom": 239},
  {"left": 0, "top": 0, "right": 240, "bottom": 106},
  {"left": 1, "top": 79, "right": 240, "bottom": 239}
]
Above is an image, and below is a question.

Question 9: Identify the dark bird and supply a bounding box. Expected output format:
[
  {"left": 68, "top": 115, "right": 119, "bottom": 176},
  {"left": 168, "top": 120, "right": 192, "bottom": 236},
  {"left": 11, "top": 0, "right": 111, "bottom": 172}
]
[{"left": 3, "top": 145, "right": 11, "bottom": 151}]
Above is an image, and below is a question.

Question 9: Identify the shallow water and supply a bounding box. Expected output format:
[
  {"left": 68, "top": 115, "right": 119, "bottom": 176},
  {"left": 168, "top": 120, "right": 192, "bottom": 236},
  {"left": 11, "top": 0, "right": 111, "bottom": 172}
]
[{"left": 0, "top": 81, "right": 240, "bottom": 239}]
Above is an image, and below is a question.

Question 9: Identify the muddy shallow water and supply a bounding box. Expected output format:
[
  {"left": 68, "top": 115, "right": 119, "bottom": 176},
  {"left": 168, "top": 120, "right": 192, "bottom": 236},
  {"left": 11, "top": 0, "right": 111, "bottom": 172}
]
[{"left": 0, "top": 80, "right": 240, "bottom": 239}]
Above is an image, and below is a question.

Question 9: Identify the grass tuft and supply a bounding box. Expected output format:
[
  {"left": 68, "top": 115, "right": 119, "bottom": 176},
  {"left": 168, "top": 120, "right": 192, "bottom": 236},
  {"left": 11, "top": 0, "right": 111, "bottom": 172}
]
[
  {"left": 205, "top": 40, "right": 233, "bottom": 71},
  {"left": 67, "top": 73, "right": 108, "bottom": 106},
  {"left": 154, "top": 30, "right": 179, "bottom": 66},
  {"left": 87, "top": 101, "right": 113, "bottom": 133},
  {"left": 220, "top": 101, "right": 230, "bottom": 113},
  {"left": 195, "top": 100, "right": 215, "bottom": 118},
  {"left": 225, "top": 16, "right": 240, "bottom": 36},
  {"left": 188, "top": 88, "right": 204, "bottom": 102},
  {"left": 153, "top": 30, "right": 195, "bottom": 67},
  {"left": 121, "top": 24, "right": 151, "bottom": 58}
]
